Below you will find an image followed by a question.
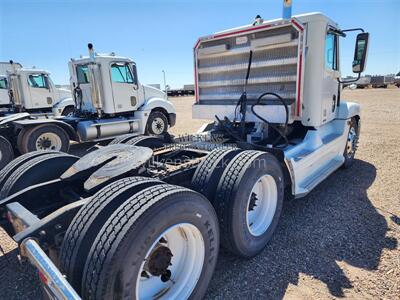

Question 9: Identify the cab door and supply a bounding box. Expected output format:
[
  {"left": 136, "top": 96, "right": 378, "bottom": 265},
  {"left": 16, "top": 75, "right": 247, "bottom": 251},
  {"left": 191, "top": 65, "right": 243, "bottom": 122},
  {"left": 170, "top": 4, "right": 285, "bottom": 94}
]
[
  {"left": 110, "top": 62, "right": 139, "bottom": 114},
  {"left": 322, "top": 31, "right": 340, "bottom": 123},
  {"left": 27, "top": 73, "right": 53, "bottom": 109},
  {"left": 0, "top": 77, "right": 9, "bottom": 105}
]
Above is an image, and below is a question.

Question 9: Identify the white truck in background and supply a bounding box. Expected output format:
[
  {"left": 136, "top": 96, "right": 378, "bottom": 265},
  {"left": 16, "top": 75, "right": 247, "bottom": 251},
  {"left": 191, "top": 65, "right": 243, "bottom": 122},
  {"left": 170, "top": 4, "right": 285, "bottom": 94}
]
[
  {"left": 0, "top": 44, "right": 176, "bottom": 168},
  {"left": 0, "top": 2, "right": 369, "bottom": 299},
  {"left": 0, "top": 62, "right": 74, "bottom": 116}
]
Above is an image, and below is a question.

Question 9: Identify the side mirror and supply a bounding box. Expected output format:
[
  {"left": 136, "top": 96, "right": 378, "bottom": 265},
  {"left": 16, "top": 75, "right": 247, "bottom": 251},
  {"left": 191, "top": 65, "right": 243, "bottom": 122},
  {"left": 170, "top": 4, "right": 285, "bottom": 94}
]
[{"left": 352, "top": 32, "right": 369, "bottom": 73}]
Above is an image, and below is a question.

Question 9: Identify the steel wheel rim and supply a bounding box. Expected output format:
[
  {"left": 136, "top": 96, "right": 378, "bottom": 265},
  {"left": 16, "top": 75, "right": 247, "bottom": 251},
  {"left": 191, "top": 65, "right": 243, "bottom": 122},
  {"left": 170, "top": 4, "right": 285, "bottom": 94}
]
[
  {"left": 136, "top": 223, "right": 205, "bottom": 300},
  {"left": 151, "top": 117, "right": 165, "bottom": 134},
  {"left": 346, "top": 126, "right": 357, "bottom": 158},
  {"left": 35, "top": 132, "right": 62, "bottom": 151},
  {"left": 246, "top": 174, "right": 278, "bottom": 237}
]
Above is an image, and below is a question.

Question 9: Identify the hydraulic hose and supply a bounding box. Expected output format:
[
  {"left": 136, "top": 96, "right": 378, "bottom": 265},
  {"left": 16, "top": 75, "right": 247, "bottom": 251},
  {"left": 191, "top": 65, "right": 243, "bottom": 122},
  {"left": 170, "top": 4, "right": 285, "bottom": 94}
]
[{"left": 251, "top": 92, "right": 289, "bottom": 147}]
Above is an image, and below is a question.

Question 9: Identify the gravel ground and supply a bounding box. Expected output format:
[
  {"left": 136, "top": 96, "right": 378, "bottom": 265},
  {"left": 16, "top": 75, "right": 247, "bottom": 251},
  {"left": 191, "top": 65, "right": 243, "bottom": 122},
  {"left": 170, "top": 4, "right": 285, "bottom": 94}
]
[{"left": 1, "top": 88, "right": 399, "bottom": 299}]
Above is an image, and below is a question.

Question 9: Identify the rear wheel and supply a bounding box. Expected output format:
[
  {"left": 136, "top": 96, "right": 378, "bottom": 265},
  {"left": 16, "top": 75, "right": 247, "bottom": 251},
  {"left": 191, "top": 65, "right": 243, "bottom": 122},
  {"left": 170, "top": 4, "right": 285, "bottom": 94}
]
[
  {"left": 145, "top": 111, "right": 168, "bottom": 135},
  {"left": 20, "top": 124, "right": 70, "bottom": 154},
  {"left": 0, "top": 153, "right": 78, "bottom": 198},
  {"left": 60, "top": 177, "right": 163, "bottom": 293},
  {"left": 191, "top": 148, "right": 241, "bottom": 204},
  {"left": 0, "top": 136, "right": 14, "bottom": 170},
  {"left": 0, "top": 150, "right": 57, "bottom": 190},
  {"left": 214, "top": 150, "right": 284, "bottom": 257},
  {"left": 82, "top": 184, "right": 219, "bottom": 300},
  {"left": 109, "top": 133, "right": 138, "bottom": 145},
  {"left": 125, "top": 135, "right": 165, "bottom": 149}
]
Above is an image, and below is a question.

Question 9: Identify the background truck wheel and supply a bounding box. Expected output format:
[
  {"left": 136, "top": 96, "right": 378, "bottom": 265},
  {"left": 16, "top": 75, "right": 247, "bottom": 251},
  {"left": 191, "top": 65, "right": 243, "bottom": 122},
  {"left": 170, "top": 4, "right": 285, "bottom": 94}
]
[
  {"left": 0, "top": 150, "right": 58, "bottom": 191},
  {"left": 191, "top": 148, "right": 241, "bottom": 204},
  {"left": 0, "top": 153, "right": 78, "bottom": 199},
  {"left": 343, "top": 117, "right": 359, "bottom": 168},
  {"left": 0, "top": 136, "right": 14, "bottom": 170},
  {"left": 214, "top": 150, "right": 284, "bottom": 258},
  {"left": 108, "top": 133, "right": 138, "bottom": 145},
  {"left": 61, "top": 106, "right": 75, "bottom": 117},
  {"left": 145, "top": 111, "right": 168, "bottom": 135},
  {"left": 125, "top": 135, "right": 165, "bottom": 149},
  {"left": 60, "top": 176, "right": 163, "bottom": 294},
  {"left": 19, "top": 124, "right": 70, "bottom": 154},
  {"left": 82, "top": 184, "right": 219, "bottom": 300}
]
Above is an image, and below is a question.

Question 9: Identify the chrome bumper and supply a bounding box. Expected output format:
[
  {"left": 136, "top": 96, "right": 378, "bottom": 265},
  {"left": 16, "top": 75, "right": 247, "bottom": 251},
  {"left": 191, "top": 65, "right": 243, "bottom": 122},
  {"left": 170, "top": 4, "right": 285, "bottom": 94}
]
[{"left": 21, "top": 239, "right": 81, "bottom": 300}]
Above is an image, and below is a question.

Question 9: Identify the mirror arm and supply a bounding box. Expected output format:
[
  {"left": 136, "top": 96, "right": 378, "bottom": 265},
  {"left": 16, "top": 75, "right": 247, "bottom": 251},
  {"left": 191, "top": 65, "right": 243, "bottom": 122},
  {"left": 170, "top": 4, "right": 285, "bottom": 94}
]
[
  {"left": 337, "top": 73, "right": 360, "bottom": 84},
  {"left": 341, "top": 28, "right": 365, "bottom": 33}
]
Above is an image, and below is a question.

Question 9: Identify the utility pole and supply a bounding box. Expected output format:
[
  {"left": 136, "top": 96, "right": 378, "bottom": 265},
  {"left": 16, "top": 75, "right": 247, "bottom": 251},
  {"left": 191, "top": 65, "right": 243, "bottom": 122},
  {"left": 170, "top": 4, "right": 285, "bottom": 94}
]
[{"left": 162, "top": 70, "right": 167, "bottom": 92}]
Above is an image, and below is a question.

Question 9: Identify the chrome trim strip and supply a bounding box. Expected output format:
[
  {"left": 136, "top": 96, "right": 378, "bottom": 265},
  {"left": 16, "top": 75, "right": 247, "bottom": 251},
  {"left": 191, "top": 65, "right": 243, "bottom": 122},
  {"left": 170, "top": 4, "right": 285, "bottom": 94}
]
[{"left": 21, "top": 239, "right": 81, "bottom": 300}]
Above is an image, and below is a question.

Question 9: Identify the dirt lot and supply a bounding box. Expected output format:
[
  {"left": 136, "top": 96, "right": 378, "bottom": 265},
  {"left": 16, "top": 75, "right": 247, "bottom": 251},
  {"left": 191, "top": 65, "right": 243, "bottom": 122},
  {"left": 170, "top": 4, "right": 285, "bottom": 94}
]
[{"left": 1, "top": 88, "right": 399, "bottom": 299}]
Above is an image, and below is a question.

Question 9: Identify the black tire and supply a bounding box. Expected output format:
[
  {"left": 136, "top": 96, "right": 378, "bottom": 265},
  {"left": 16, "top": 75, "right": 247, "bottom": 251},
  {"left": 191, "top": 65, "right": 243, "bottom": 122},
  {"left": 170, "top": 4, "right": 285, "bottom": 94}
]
[
  {"left": 191, "top": 148, "right": 241, "bottom": 204},
  {"left": 0, "top": 153, "right": 78, "bottom": 199},
  {"left": 60, "top": 176, "right": 163, "bottom": 293},
  {"left": 17, "top": 127, "right": 31, "bottom": 154},
  {"left": 20, "top": 124, "right": 70, "bottom": 154},
  {"left": 0, "top": 136, "right": 14, "bottom": 170},
  {"left": 343, "top": 117, "right": 359, "bottom": 168},
  {"left": 82, "top": 184, "right": 219, "bottom": 300},
  {"left": 214, "top": 150, "right": 284, "bottom": 258},
  {"left": 108, "top": 134, "right": 138, "bottom": 145},
  {"left": 125, "top": 135, "right": 165, "bottom": 149},
  {"left": 0, "top": 150, "right": 58, "bottom": 191},
  {"left": 145, "top": 111, "right": 168, "bottom": 135},
  {"left": 61, "top": 106, "right": 75, "bottom": 117}
]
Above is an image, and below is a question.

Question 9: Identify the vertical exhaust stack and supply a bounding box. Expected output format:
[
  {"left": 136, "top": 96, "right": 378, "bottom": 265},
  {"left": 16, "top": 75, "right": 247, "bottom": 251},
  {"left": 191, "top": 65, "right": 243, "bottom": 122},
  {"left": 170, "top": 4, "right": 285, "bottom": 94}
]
[
  {"left": 87, "top": 43, "right": 103, "bottom": 117},
  {"left": 8, "top": 60, "right": 22, "bottom": 110},
  {"left": 282, "top": 0, "right": 292, "bottom": 19}
]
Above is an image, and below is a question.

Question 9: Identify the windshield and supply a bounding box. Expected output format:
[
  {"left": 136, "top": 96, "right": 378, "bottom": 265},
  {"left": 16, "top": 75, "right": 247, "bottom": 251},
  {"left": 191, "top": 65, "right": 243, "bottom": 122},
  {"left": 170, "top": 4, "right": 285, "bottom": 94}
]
[
  {"left": 0, "top": 78, "right": 7, "bottom": 89},
  {"left": 76, "top": 64, "right": 90, "bottom": 84}
]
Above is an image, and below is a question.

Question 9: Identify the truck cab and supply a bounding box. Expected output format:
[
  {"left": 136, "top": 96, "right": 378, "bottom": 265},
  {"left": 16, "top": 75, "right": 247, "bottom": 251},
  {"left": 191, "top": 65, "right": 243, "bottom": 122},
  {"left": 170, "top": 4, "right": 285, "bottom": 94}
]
[
  {"left": 193, "top": 12, "right": 368, "bottom": 196},
  {"left": 6, "top": 66, "right": 73, "bottom": 116},
  {"left": 69, "top": 47, "right": 171, "bottom": 118}
]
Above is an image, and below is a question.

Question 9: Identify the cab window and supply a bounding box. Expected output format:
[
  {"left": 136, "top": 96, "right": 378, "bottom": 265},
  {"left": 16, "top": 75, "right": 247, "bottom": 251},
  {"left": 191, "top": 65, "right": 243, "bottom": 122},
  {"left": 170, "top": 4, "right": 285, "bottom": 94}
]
[
  {"left": 28, "top": 74, "right": 48, "bottom": 88},
  {"left": 111, "top": 63, "right": 135, "bottom": 84},
  {"left": 325, "top": 33, "right": 338, "bottom": 70},
  {"left": 0, "top": 78, "right": 7, "bottom": 89},
  {"left": 76, "top": 65, "right": 89, "bottom": 84}
]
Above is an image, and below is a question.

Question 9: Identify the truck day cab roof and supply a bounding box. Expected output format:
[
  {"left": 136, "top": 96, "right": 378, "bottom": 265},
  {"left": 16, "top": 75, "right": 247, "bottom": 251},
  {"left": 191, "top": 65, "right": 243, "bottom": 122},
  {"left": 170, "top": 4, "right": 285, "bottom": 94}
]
[
  {"left": 70, "top": 53, "right": 134, "bottom": 65},
  {"left": 202, "top": 12, "right": 339, "bottom": 40}
]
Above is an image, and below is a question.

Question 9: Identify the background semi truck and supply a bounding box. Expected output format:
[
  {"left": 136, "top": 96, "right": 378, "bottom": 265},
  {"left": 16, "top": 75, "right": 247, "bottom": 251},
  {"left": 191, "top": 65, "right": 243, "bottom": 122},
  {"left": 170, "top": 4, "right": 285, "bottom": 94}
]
[
  {"left": 0, "top": 4, "right": 368, "bottom": 300},
  {"left": 0, "top": 45, "right": 176, "bottom": 168}
]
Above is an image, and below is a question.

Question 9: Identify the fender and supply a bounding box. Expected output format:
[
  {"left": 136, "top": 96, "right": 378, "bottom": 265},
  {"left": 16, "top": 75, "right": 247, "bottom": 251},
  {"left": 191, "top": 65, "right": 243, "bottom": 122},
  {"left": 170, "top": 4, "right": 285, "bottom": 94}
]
[
  {"left": 12, "top": 119, "right": 79, "bottom": 142},
  {"left": 0, "top": 112, "right": 31, "bottom": 125},
  {"left": 138, "top": 97, "right": 177, "bottom": 127},
  {"left": 53, "top": 97, "right": 75, "bottom": 110},
  {"left": 139, "top": 97, "right": 176, "bottom": 115},
  {"left": 53, "top": 97, "right": 75, "bottom": 116},
  {"left": 337, "top": 101, "right": 360, "bottom": 120}
]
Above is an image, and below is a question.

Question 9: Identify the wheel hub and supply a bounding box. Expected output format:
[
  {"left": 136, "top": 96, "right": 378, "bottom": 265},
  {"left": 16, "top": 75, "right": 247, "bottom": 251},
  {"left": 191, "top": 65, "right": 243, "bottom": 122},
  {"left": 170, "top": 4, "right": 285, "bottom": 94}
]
[
  {"left": 151, "top": 117, "right": 165, "bottom": 134},
  {"left": 136, "top": 223, "right": 205, "bottom": 299},
  {"left": 35, "top": 132, "right": 62, "bottom": 151},
  {"left": 246, "top": 175, "right": 278, "bottom": 237},
  {"left": 146, "top": 245, "right": 173, "bottom": 280}
]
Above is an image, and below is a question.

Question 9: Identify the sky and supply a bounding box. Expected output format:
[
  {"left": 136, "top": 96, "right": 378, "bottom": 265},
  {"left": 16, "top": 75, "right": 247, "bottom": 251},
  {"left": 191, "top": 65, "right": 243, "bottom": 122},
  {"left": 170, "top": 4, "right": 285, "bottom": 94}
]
[{"left": 0, "top": 0, "right": 399, "bottom": 88}]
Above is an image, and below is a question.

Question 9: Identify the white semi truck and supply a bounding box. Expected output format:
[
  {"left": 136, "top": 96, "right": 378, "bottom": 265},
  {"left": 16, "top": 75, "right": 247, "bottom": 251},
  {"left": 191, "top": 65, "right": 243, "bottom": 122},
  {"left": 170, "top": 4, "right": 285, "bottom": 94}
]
[
  {"left": 0, "top": 45, "right": 176, "bottom": 168},
  {"left": 0, "top": 4, "right": 368, "bottom": 300},
  {"left": 0, "top": 62, "right": 74, "bottom": 116}
]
